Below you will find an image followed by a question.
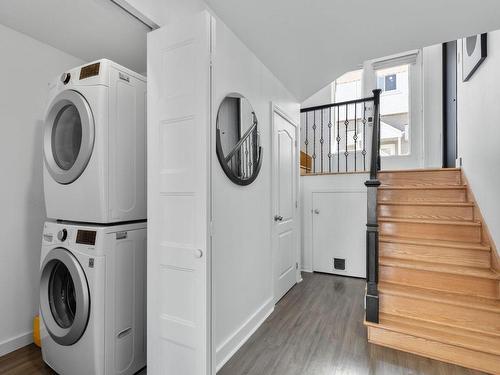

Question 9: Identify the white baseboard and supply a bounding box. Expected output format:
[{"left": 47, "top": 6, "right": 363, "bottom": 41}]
[
  {"left": 301, "top": 266, "right": 313, "bottom": 273},
  {"left": 0, "top": 331, "right": 33, "bottom": 357},
  {"left": 215, "top": 297, "right": 274, "bottom": 371}
]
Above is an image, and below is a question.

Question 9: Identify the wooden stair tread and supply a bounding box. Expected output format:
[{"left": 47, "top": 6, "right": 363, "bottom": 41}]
[
  {"left": 379, "top": 185, "right": 466, "bottom": 190},
  {"left": 379, "top": 236, "right": 490, "bottom": 251},
  {"left": 366, "top": 313, "right": 500, "bottom": 356},
  {"left": 379, "top": 217, "right": 480, "bottom": 226},
  {"left": 379, "top": 168, "right": 461, "bottom": 173},
  {"left": 380, "top": 257, "right": 500, "bottom": 279},
  {"left": 378, "top": 201, "right": 474, "bottom": 207},
  {"left": 379, "top": 282, "right": 500, "bottom": 313}
]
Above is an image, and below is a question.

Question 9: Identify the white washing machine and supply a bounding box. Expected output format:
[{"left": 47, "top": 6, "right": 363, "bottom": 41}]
[
  {"left": 43, "top": 59, "right": 146, "bottom": 223},
  {"left": 39, "top": 221, "right": 146, "bottom": 375}
]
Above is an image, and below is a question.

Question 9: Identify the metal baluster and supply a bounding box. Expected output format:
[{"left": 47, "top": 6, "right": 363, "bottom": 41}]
[
  {"left": 328, "top": 108, "right": 332, "bottom": 173},
  {"left": 362, "top": 104, "right": 367, "bottom": 171},
  {"left": 354, "top": 103, "right": 357, "bottom": 172},
  {"left": 312, "top": 111, "right": 317, "bottom": 173},
  {"left": 320, "top": 109, "right": 324, "bottom": 173},
  {"left": 249, "top": 130, "right": 254, "bottom": 176},
  {"left": 345, "top": 104, "right": 349, "bottom": 172},
  {"left": 337, "top": 105, "right": 340, "bottom": 173},
  {"left": 245, "top": 138, "right": 249, "bottom": 178}
]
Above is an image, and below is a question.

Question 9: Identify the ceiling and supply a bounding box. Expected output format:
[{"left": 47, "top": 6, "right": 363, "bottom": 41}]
[
  {"left": 0, "top": 0, "right": 149, "bottom": 73},
  {"left": 205, "top": 0, "right": 500, "bottom": 100}
]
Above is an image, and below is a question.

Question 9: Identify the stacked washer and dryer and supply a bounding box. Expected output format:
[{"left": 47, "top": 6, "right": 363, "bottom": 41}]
[{"left": 39, "top": 59, "right": 147, "bottom": 375}]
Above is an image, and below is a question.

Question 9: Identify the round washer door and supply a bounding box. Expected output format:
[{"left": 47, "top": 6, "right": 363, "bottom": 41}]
[
  {"left": 40, "top": 247, "right": 90, "bottom": 346},
  {"left": 44, "top": 90, "right": 95, "bottom": 184}
]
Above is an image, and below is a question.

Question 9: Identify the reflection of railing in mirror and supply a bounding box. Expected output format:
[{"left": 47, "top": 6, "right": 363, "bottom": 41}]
[{"left": 224, "top": 115, "right": 260, "bottom": 180}]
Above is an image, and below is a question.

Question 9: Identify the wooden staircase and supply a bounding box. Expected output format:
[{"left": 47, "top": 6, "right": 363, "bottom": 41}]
[{"left": 365, "top": 168, "right": 500, "bottom": 374}]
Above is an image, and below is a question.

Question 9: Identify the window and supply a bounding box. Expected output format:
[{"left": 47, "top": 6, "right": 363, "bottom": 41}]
[
  {"left": 377, "top": 73, "right": 398, "bottom": 92},
  {"left": 375, "top": 64, "right": 410, "bottom": 156}
]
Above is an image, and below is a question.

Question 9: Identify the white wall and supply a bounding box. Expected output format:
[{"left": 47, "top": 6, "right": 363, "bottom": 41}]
[
  {"left": 301, "top": 83, "right": 332, "bottom": 109},
  {"left": 457, "top": 30, "right": 500, "bottom": 253},
  {"left": 301, "top": 173, "right": 368, "bottom": 272},
  {"left": 0, "top": 24, "right": 83, "bottom": 355},
  {"left": 212, "top": 19, "right": 299, "bottom": 370},
  {"left": 423, "top": 44, "right": 443, "bottom": 168}
]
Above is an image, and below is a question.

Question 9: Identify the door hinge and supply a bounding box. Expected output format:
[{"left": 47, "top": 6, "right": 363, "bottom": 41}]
[
  {"left": 296, "top": 262, "right": 299, "bottom": 270},
  {"left": 295, "top": 200, "right": 298, "bottom": 208}
]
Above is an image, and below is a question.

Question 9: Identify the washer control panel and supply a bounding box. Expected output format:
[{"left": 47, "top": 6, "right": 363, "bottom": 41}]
[{"left": 42, "top": 222, "right": 97, "bottom": 247}]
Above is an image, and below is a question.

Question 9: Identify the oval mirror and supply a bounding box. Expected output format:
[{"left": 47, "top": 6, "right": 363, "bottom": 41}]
[{"left": 216, "top": 94, "right": 262, "bottom": 185}]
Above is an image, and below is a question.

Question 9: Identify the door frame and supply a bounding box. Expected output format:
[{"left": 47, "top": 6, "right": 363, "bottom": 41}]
[
  {"left": 442, "top": 41, "right": 458, "bottom": 168},
  {"left": 271, "top": 103, "right": 301, "bottom": 305}
]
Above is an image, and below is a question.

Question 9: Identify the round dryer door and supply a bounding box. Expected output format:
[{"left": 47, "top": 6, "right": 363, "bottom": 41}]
[
  {"left": 44, "top": 90, "right": 95, "bottom": 184},
  {"left": 40, "top": 248, "right": 90, "bottom": 346}
]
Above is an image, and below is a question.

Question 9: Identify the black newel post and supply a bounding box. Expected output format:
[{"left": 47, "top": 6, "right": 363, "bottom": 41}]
[{"left": 365, "top": 89, "right": 382, "bottom": 323}]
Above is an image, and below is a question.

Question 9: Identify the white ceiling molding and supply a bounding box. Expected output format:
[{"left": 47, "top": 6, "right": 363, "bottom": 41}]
[
  {"left": 371, "top": 51, "right": 419, "bottom": 70},
  {"left": 109, "top": 0, "right": 160, "bottom": 30}
]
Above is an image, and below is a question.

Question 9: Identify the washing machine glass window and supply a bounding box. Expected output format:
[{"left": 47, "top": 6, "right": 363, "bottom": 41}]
[
  {"left": 52, "top": 105, "right": 82, "bottom": 171},
  {"left": 44, "top": 90, "right": 95, "bottom": 185},
  {"left": 40, "top": 248, "right": 90, "bottom": 346},
  {"left": 48, "top": 261, "right": 77, "bottom": 328}
]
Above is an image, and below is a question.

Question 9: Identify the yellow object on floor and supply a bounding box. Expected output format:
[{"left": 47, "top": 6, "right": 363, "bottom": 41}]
[{"left": 33, "top": 315, "right": 41, "bottom": 348}]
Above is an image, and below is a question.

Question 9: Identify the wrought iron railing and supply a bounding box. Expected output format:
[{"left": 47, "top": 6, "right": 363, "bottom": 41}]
[{"left": 300, "top": 93, "right": 379, "bottom": 174}]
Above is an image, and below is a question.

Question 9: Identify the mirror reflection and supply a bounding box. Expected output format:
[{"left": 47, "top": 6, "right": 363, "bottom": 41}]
[{"left": 216, "top": 94, "right": 262, "bottom": 185}]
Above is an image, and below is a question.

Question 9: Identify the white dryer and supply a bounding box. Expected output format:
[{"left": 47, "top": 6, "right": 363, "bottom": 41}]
[
  {"left": 43, "top": 59, "right": 146, "bottom": 223},
  {"left": 39, "top": 221, "right": 146, "bottom": 375}
]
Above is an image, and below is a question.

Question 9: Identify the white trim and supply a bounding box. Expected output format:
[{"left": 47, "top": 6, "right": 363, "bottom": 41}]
[
  {"left": 109, "top": 0, "right": 159, "bottom": 29},
  {"left": 215, "top": 297, "right": 274, "bottom": 371},
  {"left": 372, "top": 50, "right": 419, "bottom": 70},
  {"left": 0, "top": 331, "right": 33, "bottom": 357}
]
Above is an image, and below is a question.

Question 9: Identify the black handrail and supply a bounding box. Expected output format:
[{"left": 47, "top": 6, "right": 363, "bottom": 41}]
[{"left": 300, "top": 96, "right": 375, "bottom": 113}]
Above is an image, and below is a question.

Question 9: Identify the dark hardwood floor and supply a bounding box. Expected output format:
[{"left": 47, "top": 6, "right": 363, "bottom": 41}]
[
  {"left": 0, "top": 344, "right": 147, "bottom": 375},
  {"left": 0, "top": 273, "right": 485, "bottom": 375},
  {"left": 0, "top": 344, "right": 55, "bottom": 375},
  {"left": 218, "top": 272, "right": 486, "bottom": 375}
]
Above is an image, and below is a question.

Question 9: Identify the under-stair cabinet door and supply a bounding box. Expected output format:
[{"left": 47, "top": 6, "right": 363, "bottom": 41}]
[
  {"left": 312, "top": 190, "right": 366, "bottom": 278},
  {"left": 147, "top": 11, "right": 213, "bottom": 375}
]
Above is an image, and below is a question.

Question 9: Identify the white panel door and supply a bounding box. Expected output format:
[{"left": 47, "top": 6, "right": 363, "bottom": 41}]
[
  {"left": 147, "top": 11, "right": 212, "bottom": 375},
  {"left": 312, "top": 191, "right": 366, "bottom": 278},
  {"left": 272, "top": 108, "right": 298, "bottom": 303}
]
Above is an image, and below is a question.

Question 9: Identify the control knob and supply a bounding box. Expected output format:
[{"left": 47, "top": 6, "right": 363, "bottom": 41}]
[
  {"left": 60, "top": 72, "right": 71, "bottom": 85},
  {"left": 57, "top": 229, "right": 68, "bottom": 242}
]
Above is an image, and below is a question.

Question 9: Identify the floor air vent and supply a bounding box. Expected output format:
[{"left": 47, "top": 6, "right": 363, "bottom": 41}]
[{"left": 334, "top": 258, "right": 345, "bottom": 270}]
